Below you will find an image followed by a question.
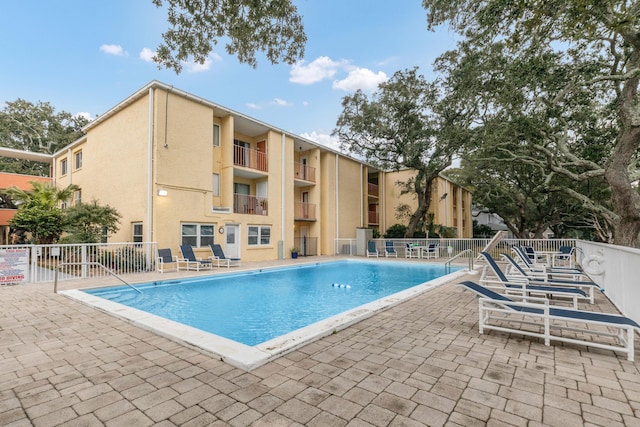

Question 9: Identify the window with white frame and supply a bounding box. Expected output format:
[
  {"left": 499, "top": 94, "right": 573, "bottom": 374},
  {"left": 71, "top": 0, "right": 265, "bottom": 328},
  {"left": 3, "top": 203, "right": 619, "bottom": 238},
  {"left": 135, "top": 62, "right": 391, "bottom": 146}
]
[
  {"left": 132, "top": 222, "right": 143, "bottom": 242},
  {"left": 60, "top": 158, "right": 67, "bottom": 176},
  {"left": 181, "top": 223, "right": 215, "bottom": 247},
  {"left": 212, "top": 173, "right": 220, "bottom": 197},
  {"left": 74, "top": 150, "right": 82, "bottom": 169},
  {"left": 248, "top": 225, "right": 271, "bottom": 246},
  {"left": 74, "top": 189, "right": 82, "bottom": 205},
  {"left": 213, "top": 123, "right": 220, "bottom": 146}
]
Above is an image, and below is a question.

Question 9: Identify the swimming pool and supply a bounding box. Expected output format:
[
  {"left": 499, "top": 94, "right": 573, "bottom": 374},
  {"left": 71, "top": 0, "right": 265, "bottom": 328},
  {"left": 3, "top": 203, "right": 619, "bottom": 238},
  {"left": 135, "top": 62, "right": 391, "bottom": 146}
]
[{"left": 62, "top": 259, "right": 466, "bottom": 370}]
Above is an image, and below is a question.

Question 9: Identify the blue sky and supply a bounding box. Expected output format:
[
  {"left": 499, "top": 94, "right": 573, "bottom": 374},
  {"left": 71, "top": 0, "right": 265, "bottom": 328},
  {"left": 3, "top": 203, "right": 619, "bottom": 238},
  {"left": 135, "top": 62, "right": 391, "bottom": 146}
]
[{"left": 0, "top": 1, "right": 458, "bottom": 150}]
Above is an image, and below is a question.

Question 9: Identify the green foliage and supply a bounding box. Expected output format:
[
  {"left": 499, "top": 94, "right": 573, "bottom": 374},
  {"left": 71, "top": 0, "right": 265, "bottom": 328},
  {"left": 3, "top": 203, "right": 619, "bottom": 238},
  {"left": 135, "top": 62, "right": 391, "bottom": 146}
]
[
  {"left": 384, "top": 224, "right": 407, "bottom": 238},
  {"left": 422, "top": 0, "right": 640, "bottom": 246},
  {"left": 334, "top": 68, "right": 465, "bottom": 237},
  {"left": 472, "top": 220, "right": 494, "bottom": 238},
  {"left": 0, "top": 99, "right": 88, "bottom": 175},
  {"left": 152, "top": 0, "right": 306, "bottom": 73},
  {"left": 9, "top": 205, "right": 64, "bottom": 244},
  {"left": 61, "top": 200, "right": 121, "bottom": 243},
  {"left": 99, "top": 247, "right": 148, "bottom": 273}
]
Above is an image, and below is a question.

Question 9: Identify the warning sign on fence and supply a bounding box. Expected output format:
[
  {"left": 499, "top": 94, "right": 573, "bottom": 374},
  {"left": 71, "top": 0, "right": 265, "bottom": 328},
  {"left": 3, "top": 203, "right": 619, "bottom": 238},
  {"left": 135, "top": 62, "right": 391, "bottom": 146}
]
[{"left": 0, "top": 248, "right": 29, "bottom": 284}]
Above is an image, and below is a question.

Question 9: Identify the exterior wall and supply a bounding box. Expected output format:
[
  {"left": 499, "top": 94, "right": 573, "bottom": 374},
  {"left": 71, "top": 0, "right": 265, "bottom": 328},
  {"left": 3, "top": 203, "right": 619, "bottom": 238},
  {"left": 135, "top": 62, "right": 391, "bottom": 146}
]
[
  {"left": 382, "top": 170, "right": 473, "bottom": 238},
  {"left": 43, "top": 82, "right": 473, "bottom": 260}
]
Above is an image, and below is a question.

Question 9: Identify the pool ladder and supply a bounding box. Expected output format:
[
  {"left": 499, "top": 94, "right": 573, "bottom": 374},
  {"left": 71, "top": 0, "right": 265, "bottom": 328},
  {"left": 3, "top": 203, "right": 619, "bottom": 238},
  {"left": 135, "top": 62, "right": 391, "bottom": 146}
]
[
  {"left": 445, "top": 249, "right": 474, "bottom": 273},
  {"left": 53, "top": 262, "right": 142, "bottom": 294}
]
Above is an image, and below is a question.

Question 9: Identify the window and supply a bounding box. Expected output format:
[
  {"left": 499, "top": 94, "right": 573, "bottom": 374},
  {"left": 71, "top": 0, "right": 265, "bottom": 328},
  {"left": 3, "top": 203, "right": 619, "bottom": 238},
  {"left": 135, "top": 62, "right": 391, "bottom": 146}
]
[
  {"left": 132, "top": 222, "right": 143, "bottom": 243},
  {"left": 74, "top": 150, "right": 82, "bottom": 169},
  {"left": 60, "top": 159, "right": 67, "bottom": 176},
  {"left": 101, "top": 226, "right": 108, "bottom": 244},
  {"left": 74, "top": 190, "right": 82, "bottom": 205},
  {"left": 181, "top": 223, "right": 215, "bottom": 247},
  {"left": 248, "top": 225, "right": 271, "bottom": 246},
  {"left": 212, "top": 173, "right": 220, "bottom": 197},
  {"left": 213, "top": 124, "right": 220, "bottom": 146}
]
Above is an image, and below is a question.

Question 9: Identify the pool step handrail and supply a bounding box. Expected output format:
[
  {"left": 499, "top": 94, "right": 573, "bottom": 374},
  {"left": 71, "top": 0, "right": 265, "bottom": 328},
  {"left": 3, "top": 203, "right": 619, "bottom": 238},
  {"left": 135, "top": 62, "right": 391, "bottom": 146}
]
[
  {"left": 445, "top": 249, "right": 474, "bottom": 272},
  {"left": 54, "top": 262, "right": 142, "bottom": 294}
]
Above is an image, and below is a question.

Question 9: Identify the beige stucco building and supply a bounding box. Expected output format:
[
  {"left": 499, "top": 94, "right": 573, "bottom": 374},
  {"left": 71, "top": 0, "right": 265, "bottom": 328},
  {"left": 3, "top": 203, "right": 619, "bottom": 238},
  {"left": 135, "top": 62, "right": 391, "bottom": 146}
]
[{"left": 48, "top": 81, "right": 471, "bottom": 261}]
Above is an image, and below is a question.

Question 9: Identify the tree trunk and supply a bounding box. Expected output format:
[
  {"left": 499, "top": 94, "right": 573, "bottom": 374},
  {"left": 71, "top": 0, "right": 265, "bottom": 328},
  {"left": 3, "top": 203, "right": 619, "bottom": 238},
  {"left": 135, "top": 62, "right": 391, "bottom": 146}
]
[
  {"left": 405, "top": 178, "right": 434, "bottom": 237},
  {"left": 606, "top": 53, "right": 640, "bottom": 247}
]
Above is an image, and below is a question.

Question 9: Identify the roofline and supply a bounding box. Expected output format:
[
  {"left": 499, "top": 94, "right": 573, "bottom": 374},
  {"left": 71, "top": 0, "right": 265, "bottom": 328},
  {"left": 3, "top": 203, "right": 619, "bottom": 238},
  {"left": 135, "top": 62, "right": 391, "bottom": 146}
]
[{"left": 0, "top": 147, "right": 53, "bottom": 163}]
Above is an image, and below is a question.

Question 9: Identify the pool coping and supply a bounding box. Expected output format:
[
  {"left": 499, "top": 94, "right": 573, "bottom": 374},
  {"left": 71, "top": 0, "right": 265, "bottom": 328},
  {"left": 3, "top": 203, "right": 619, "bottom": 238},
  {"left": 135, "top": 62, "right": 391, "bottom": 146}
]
[{"left": 60, "top": 264, "right": 471, "bottom": 371}]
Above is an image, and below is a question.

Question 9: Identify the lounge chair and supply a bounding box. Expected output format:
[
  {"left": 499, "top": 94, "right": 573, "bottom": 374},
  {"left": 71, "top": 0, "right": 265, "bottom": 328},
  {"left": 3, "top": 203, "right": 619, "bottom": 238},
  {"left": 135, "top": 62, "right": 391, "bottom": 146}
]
[
  {"left": 479, "top": 252, "right": 590, "bottom": 308},
  {"left": 209, "top": 244, "right": 241, "bottom": 267},
  {"left": 179, "top": 245, "right": 213, "bottom": 271},
  {"left": 384, "top": 241, "right": 398, "bottom": 257},
  {"left": 156, "top": 248, "right": 179, "bottom": 273},
  {"left": 513, "top": 246, "right": 584, "bottom": 275},
  {"left": 422, "top": 243, "right": 439, "bottom": 259},
  {"left": 502, "top": 253, "right": 596, "bottom": 291},
  {"left": 458, "top": 281, "right": 640, "bottom": 361},
  {"left": 405, "top": 243, "right": 420, "bottom": 258},
  {"left": 366, "top": 241, "right": 379, "bottom": 258}
]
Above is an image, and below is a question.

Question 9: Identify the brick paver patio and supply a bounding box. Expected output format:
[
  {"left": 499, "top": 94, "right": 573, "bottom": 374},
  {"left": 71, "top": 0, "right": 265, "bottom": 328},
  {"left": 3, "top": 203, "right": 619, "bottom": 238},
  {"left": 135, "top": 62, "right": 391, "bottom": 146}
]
[{"left": 1, "top": 262, "right": 639, "bottom": 426}]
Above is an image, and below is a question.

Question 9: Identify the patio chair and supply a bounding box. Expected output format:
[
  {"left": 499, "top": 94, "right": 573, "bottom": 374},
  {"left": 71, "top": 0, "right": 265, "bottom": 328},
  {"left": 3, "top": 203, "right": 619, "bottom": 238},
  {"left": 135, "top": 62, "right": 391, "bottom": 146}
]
[
  {"left": 209, "top": 244, "right": 241, "bottom": 267},
  {"left": 384, "top": 241, "right": 398, "bottom": 257},
  {"left": 156, "top": 248, "right": 179, "bottom": 273},
  {"left": 552, "top": 246, "right": 575, "bottom": 268},
  {"left": 478, "top": 252, "right": 590, "bottom": 308},
  {"left": 366, "top": 241, "right": 379, "bottom": 258},
  {"left": 422, "top": 243, "right": 439, "bottom": 259},
  {"left": 458, "top": 280, "right": 640, "bottom": 361},
  {"left": 179, "top": 245, "right": 213, "bottom": 271},
  {"left": 405, "top": 243, "right": 420, "bottom": 258}
]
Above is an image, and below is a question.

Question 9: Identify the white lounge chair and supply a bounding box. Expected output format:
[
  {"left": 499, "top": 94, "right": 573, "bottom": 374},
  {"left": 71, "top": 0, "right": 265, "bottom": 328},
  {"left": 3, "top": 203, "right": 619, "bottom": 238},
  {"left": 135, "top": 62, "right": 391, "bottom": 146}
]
[
  {"left": 366, "top": 241, "right": 379, "bottom": 258},
  {"left": 179, "top": 245, "right": 213, "bottom": 271},
  {"left": 156, "top": 248, "right": 179, "bottom": 273},
  {"left": 384, "top": 241, "right": 398, "bottom": 257},
  {"left": 209, "top": 244, "right": 241, "bottom": 267},
  {"left": 479, "top": 252, "right": 592, "bottom": 308},
  {"left": 458, "top": 281, "right": 640, "bottom": 361}
]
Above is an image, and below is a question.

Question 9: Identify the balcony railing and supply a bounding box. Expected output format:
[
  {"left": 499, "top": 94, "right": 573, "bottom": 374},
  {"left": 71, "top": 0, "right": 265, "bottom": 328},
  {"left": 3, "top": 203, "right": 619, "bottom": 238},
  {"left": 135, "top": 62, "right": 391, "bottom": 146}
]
[
  {"left": 368, "top": 183, "right": 379, "bottom": 197},
  {"left": 234, "top": 193, "right": 268, "bottom": 215},
  {"left": 234, "top": 146, "right": 268, "bottom": 172},
  {"left": 294, "top": 201, "right": 316, "bottom": 220},
  {"left": 368, "top": 210, "right": 379, "bottom": 224},
  {"left": 294, "top": 162, "right": 316, "bottom": 182}
]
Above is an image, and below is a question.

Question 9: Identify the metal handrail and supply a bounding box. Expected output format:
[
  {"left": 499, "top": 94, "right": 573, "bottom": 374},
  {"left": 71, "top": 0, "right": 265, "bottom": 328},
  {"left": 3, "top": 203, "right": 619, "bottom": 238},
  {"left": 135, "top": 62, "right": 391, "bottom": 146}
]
[
  {"left": 54, "top": 262, "right": 142, "bottom": 294},
  {"left": 445, "top": 249, "right": 474, "bottom": 272}
]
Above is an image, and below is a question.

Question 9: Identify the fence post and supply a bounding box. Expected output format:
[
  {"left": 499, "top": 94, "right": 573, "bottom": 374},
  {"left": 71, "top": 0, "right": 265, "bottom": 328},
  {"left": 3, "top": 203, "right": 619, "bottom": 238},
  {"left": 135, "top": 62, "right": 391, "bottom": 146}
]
[{"left": 81, "top": 245, "right": 88, "bottom": 278}]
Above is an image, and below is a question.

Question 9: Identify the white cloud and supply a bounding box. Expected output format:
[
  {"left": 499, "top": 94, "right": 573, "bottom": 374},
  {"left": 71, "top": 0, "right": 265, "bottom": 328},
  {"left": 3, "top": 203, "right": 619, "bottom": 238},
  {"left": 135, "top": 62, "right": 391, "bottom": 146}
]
[
  {"left": 271, "top": 98, "right": 292, "bottom": 107},
  {"left": 333, "top": 68, "right": 388, "bottom": 91},
  {"left": 300, "top": 131, "right": 342, "bottom": 152},
  {"left": 100, "top": 44, "right": 125, "bottom": 56},
  {"left": 290, "top": 56, "right": 344, "bottom": 84},
  {"left": 75, "top": 112, "right": 93, "bottom": 121},
  {"left": 183, "top": 53, "right": 221, "bottom": 73},
  {"left": 139, "top": 47, "right": 155, "bottom": 62},
  {"left": 246, "top": 103, "right": 261, "bottom": 110}
]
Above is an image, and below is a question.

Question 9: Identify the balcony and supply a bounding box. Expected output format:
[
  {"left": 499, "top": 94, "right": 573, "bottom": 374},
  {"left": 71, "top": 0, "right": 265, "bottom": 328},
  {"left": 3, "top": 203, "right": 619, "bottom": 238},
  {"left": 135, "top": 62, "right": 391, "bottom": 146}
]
[
  {"left": 234, "top": 146, "right": 268, "bottom": 172},
  {"left": 368, "top": 183, "right": 379, "bottom": 197},
  {"left": 294, "top": 201, "right": 316, "bottom": 221},
  {"left": 368, "top": 210, "right": 379, "bottom": 225},
  {"left": 294, "top": 162, "right": 316, "bottom": 183},
  {"left": 234, "top": 194, "right": 268, "bottom": 215}
]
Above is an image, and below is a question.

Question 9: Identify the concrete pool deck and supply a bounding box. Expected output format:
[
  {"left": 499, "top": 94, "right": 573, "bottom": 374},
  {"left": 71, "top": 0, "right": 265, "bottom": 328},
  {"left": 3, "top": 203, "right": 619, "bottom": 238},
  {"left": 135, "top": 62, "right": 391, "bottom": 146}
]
[{"left": 2, "top": 256, "right": 639, "bottom": 425}]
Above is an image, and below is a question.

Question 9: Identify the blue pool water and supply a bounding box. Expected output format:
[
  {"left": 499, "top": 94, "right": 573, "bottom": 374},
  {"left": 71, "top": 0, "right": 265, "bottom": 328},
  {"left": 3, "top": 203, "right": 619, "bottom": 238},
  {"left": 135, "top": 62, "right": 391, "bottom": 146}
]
[{"left": 85, "top": 260, "right": 459, "bottom": 346}]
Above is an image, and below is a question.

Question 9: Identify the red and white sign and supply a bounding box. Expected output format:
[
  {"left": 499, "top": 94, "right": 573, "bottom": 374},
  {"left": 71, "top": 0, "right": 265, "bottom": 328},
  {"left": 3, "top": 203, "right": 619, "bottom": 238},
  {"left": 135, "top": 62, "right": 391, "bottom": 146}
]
[{"left": 0, "top": 248, "right": 29, "bottom": 284}]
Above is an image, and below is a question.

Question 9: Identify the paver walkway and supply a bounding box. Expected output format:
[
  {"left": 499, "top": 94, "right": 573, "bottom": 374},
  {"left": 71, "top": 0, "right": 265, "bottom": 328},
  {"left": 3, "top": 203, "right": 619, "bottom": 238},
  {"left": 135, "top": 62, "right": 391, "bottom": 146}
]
[{"left": 1, "top": 264, "right": 639, "bottom": 426}]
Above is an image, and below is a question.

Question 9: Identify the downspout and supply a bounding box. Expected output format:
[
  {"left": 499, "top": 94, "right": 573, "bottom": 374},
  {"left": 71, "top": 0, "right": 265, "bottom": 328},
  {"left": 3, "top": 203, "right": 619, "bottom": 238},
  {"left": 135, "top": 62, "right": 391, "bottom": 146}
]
[
  {"left": 147, "top": 87, "right": 154, "bottom": 251},
  {"left": 360, "top": 164, "right": 363, "bottom": 227},
  {"left": 335, "top": 154, "right": 339, "bottom": 241},
  {"left": 281, "top": 133, "right": 286, "bottom": 259}
]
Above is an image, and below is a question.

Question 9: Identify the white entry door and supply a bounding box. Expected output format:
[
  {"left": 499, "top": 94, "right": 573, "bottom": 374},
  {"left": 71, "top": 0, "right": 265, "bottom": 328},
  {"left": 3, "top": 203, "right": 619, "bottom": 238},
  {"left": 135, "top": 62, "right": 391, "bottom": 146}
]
[{"left": 225, "top": 224, "right": 240, "bottom": 258}]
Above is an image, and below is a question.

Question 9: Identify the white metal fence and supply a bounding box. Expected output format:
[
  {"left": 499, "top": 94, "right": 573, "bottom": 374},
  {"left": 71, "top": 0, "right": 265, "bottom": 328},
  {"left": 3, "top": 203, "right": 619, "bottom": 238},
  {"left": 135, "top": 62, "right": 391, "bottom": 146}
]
[{"left": 0, "top": 242, "right": 157, "bottom": 284}]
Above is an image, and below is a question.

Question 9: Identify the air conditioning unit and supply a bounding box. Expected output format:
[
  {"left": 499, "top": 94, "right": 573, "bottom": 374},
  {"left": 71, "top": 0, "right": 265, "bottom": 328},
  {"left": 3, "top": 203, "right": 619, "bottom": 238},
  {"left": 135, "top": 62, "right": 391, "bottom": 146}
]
[{"left": 211, "top": 206, "right": 232, "bottom": 213}]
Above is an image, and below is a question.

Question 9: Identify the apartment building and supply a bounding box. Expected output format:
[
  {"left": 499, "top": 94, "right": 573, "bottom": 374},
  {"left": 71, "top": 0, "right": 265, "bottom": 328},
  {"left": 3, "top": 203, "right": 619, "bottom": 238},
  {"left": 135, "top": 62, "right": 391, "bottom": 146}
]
[{"left": 47, "top": 81, "right": 471, "bottom": 261}]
